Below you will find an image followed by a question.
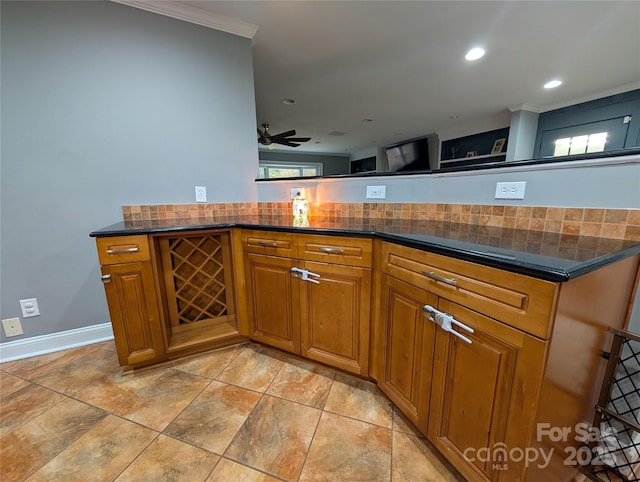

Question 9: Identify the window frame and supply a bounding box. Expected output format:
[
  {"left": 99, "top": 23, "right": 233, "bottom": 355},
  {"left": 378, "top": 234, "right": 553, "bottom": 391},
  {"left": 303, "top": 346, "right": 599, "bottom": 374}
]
[{"left": 258, "top": 161, "right": 324, "bottom": 179}]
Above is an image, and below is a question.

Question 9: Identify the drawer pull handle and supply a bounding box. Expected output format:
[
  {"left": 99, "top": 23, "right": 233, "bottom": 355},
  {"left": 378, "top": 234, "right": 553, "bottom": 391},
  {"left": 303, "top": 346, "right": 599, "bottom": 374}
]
[
  {"left": 319, "top": 247, "right": 344, "bottom": 254},
  {"left": 422, "top": 271, "right": 457, "bottom": 286},
  {"left": 423, "top": 305, "right": 473, "bottom": 344},
  {"left": 257, "top": 241, "right": 278, "bottom": 247},
  {"left": 106, "top": 246, "right": 139, "bottom": 254},
  {"left": 101, "top": 274, "right": 112, "bottom": 283}
]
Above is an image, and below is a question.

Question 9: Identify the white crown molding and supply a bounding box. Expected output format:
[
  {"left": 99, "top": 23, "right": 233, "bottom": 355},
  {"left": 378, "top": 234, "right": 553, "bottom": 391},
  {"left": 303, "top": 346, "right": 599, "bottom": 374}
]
[
  {"left": 111, "top": 0, "right": 259, "bottom": 39},
  {"left": 509, "top": 104, "right": 541, "bottom": 114},
  {"left": 0, "top": 323, "right": 114, "bottom": 363}
]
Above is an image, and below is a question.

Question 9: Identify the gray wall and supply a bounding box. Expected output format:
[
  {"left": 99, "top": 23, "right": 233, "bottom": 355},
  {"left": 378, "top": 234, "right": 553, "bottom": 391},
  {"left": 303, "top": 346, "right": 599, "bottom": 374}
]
[
  {"left": 259, "top": 150, "right": 350, "bottom": 176},
  {"left": 256, "top": 155, "right": 640, "bottom": 333},
  {"left": 0, "top": 1, "right": 258, "bottom": 341},
  {"left": 256, "top": 155, "right": 640, "bottom": 207}
]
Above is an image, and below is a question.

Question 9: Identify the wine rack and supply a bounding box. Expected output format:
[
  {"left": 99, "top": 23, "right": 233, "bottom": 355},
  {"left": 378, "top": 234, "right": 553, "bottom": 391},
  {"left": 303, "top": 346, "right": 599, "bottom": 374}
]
[
  {"left": 158, "top": 231, "right": 235, "bottom": 335},
  {"left": 582, "top": 328, "right": 640, "bottom": 481}
]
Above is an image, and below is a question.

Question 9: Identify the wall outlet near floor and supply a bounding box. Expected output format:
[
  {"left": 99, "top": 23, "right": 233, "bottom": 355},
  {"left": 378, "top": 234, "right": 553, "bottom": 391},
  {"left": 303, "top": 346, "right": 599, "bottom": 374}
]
[
  {"left": 495, "top": 181, "right": 526, "bottom": 200},
  {"left": 366, "top": 185, "right": 386, "bottom": 199},
  {"left": 195, "top": 186, "right": 207, "bottom": 203},
  {"left": 2, "top": 317, "right": 24, "bottom": 337},
  {"left": 19, "top": 298, "right": 40, "bottom": 318}
]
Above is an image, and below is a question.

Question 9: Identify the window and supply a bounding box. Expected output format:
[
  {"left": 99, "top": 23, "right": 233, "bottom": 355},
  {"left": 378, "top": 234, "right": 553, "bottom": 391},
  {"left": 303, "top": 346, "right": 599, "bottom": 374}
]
[
  {"left": 258, "top": 161, "right": 323, "bottom": 179},
  {"left": 553, "top": 132, "right": 608, "bottom": 156}
]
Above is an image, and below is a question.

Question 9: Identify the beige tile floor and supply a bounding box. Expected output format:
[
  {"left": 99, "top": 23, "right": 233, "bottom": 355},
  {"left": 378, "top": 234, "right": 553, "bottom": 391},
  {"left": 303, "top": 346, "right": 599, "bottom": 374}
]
[{"left": 1, "top": 340, "right": 464, "bottom": 481}]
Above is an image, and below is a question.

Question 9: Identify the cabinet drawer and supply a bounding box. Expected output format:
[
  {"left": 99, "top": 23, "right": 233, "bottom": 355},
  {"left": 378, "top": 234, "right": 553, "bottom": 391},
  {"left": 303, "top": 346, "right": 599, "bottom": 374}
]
[
  {"left": 380, "top": 242, "right": 558, "bottom": 339},
  {"left": 241, "top": 229, "right": 298, "bottom": 258},
  {"left": 298, "top": 234, "right": 372, "bottom": 268},
  {"left": 96, "top": 235, "right": 151, "bottom": 265}
]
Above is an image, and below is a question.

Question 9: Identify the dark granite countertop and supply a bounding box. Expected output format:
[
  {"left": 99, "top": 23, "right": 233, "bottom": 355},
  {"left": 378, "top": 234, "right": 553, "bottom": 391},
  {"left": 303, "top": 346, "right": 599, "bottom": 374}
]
[{"left": 90, "top": 216, "right": 640, "bottom": 282}]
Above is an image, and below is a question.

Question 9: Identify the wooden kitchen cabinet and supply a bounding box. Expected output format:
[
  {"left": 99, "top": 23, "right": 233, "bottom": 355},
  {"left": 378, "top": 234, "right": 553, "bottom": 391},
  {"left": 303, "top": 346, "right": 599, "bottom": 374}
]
[
  {"left": 378, "top": 274, "right": 437, "bottom": 432},
  {"left": 241, "top": 230, "right": 372, "bottom": 375},
  {"left": 300, "top": 260, "right": 371, "bottom": 374},
  {"left": 428, "top": 299, "right": 546, "bottom": 482},
  {"left": 378, "top": 271, "right": 546, "bottom": 482},
  {"left": 97, "top": 230, "right": 245, "bottom": 367},
  {"left": 375, "top": 240, "right": 640, "bottom": 482},
  {"left": 244, "top": 252, "right": 300, "bottom": 354},
  {"left": 96, "top": 236, "right": 164, "bottom": 366},
  {"left": 377, "top": 242, "right": 548, "bottom": 480}
]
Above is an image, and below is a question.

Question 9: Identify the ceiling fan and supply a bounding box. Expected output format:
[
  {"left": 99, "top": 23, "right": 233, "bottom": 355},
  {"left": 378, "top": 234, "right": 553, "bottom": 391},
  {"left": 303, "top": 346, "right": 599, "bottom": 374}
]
[{"left": 257, "top": 124, "right": 311, "bottom": 148}]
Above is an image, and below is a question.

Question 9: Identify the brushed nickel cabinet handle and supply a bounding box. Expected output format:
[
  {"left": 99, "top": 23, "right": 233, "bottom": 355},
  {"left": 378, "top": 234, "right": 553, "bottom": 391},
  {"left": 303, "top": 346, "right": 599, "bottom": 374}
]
[
  {"left": 101, "top": 274, "right": 112, "bottom": 283},
  {"left": 422, "top": 271, "right": 457, "bottom": 286},
  {"left": 319, "top": 247, "right": 344, "bottom": 254},
  {"left": 257, "top": 241, "right": 278, "bottom": 247},
  {"left": 106, "top": 246, "right": 139, "bottom": 254}
]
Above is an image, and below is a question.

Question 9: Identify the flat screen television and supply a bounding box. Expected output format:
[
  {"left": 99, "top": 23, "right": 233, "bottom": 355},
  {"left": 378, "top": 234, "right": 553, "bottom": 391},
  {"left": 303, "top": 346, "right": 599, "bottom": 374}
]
[{"left": 385, "top": 137, "right": 430, "bottom": 172}]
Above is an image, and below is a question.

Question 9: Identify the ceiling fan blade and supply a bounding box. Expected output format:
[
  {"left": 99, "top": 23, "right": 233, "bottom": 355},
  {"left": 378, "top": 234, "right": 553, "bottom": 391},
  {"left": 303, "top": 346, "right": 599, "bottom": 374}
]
[
  {"left": 271, "top": 130, "right": 296, "bottom": 139},
  {"left": 283, "top": 137, "right": 311, "bottom": 142},
  {"left": 276, "top": 140, "right": 301, "bottom": 147}
]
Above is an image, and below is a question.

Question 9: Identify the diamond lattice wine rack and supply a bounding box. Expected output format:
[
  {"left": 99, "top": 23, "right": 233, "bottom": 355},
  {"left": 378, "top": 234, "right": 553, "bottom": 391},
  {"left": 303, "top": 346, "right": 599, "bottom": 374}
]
[{"left": 158, "top": 231, "right": 236, "bottom": 344}]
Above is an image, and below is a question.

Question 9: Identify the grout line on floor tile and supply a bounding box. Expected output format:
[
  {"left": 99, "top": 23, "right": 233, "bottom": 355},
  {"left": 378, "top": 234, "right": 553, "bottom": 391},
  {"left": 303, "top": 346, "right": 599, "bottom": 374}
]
[
  {"left": 221, "top": 455, "right": 290, "bottom": 481},
  {"left": 110, "top": 431, "right": 162, "bottom": 481},
  {"left": 172, "top": 342, "right": 248, "bottom": 380},
  {"left": 322, "top": 381, "right": 395, "bottom": 430},
  {"left": 14, "top": 401, "right": 109, "bottom": 481},
  {"left": 0, "top": 385, "right": 68, "bottom": 438},
  {"left": 296, "top": 400, "right": 326, "bottom": 481},
  {"left": 1, "top": 341, "right": 463, "bottom": 482}
]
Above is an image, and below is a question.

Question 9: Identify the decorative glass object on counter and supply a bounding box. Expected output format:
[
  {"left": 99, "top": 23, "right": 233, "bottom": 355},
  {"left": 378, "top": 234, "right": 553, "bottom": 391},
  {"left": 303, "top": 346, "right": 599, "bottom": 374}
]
[{"left": 293, "top": 191, "right": 310, "bottom": 227}]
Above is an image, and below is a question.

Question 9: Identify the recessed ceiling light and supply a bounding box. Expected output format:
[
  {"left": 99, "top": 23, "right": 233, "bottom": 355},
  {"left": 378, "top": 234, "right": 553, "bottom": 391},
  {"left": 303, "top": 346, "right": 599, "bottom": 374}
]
[
  {"left": 282, "top": 98, "right": 296, "bottom": 105},
  {"left": 544, "top": 79, "right": 563, "bottom": 89},
  {"left": 465, "top": 47, "right": 485, "bottom": 61}
]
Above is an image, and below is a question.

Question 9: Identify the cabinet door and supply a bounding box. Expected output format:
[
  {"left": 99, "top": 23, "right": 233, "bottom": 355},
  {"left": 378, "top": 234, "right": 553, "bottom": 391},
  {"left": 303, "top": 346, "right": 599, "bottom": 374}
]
[
  {"left": 244, "top": 253, "right": 300, "bottom": 354},
  {"left": 378, "top": 275, "right": 437, "bottom": 434},
  {"left": 428, "top": 299, "right": 546, "bottom": 482},
  {"left": 299, "top": 261, "right": 371, "bottom": 376},
  {"left": 101, "top": 261, "right": 164, "bottom": 366}
]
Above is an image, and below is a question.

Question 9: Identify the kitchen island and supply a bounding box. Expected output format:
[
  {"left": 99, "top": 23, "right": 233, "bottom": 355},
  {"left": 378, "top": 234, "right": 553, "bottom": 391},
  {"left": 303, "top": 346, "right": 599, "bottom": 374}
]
[{"left": 91, "top": 215, "right": 640, "bottom": 482}]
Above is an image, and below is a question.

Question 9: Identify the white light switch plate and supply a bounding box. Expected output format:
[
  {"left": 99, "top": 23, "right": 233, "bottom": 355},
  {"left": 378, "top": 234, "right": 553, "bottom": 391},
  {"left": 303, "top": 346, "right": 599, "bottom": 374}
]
[
  {"left": 495, "top": 182, "right": 526, "bottom": 200},
  {"left": 195, "top": 186, "right": 207, "bottom": 203}
]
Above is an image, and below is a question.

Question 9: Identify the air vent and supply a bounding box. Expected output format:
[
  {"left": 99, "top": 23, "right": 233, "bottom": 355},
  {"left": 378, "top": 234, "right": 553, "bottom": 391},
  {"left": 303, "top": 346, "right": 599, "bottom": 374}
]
[{"left": 328, "top": 131, "right": 347, "bottom": 136}]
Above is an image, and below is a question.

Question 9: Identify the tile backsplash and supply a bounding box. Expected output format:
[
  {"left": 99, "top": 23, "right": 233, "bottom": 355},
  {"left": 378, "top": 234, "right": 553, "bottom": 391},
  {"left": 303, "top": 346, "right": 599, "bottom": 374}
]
[{"left": 122, "top": 203, "right": 640, "bottom": 241}]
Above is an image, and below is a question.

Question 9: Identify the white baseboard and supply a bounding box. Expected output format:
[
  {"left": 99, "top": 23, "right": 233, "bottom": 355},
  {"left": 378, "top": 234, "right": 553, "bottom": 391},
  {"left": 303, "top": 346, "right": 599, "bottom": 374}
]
[{"left": 0, "top": 323, "right": 114, "bottom": 364}]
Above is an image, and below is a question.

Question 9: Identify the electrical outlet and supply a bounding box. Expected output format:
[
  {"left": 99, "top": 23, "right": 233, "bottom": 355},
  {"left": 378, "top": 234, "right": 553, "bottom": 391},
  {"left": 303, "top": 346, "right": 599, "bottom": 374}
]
[
  {"left": 2, "top": 317, "right": 23, "bottom": 337},
  {"left": 366, "top": 185, "right": 386, "bottom": 199},
  {"left": 495, "top": 181, "right": 526, "bottom": 200},
  {"left": 19, "top": 298, "right": 40, "bottom": 318},
  {"left": 195, "top": 186, "right": 207, "bottom": 203}
]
